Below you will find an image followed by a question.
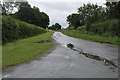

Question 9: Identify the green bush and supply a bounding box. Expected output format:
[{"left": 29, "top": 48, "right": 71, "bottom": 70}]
[
  {"left": 88, "top": 19, "right": 119, "bottom": 37},
  {"left": 77, "top": 25, "right": 86, "bottom": 31},
  {"left": 2, "top": 16, "right": 46, "bottom": 44}
]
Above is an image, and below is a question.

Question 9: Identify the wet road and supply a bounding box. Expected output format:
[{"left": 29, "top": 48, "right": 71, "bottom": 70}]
[{"left": 3, "top": 32, "right": 118, "bottom": 78}]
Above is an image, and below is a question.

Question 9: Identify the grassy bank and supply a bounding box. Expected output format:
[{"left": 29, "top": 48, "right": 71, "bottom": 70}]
[
  {"left": 60, "top": 30, "right": 120, "bottom": 45},
  {"left": 2, "top": 32, "right": 54, "bottom": 68},
  {"left": 2, "top": 16, "right": 46, "bottom": 44}
]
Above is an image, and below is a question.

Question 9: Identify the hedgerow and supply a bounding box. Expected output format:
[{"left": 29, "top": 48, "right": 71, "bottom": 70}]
[
  {"left": 2, "top": 16, "right": 46, "bottom": 44},
  {"left": 88, "top": 19, "right": 119, "bottom": 37}
]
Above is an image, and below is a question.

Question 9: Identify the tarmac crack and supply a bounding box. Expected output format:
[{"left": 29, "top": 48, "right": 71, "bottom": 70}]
[{"left": 67, "top": 43, "right": 118, "bottom": 68}]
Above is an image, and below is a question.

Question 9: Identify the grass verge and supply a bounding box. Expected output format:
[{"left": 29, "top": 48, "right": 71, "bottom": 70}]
[
  {"left": 60, "top": 30, "right": 120, "bottom": 45},
  {"left": 2, "top": 32, "right": 54, "bottom": 68}
]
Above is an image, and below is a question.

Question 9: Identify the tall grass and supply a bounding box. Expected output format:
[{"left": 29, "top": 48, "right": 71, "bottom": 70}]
[{"left": 88, "top": 19, "right": 119, "bottom": 37}]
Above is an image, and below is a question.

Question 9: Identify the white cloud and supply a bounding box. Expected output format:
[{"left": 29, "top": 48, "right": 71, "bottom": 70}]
[
  {"left": 28, "top": 1, "right": 105, "bottom": 28},
  {"left": 28, "top": 0, "right": 106, "bottom": 2}
]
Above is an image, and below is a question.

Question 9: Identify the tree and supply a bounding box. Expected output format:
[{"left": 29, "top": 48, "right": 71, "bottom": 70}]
[
  {"left": 1, "top": 0, "right": 22, "bottom": 15},
  {"left": 54, "top": 23, "right": 62, "bottom": 30},
  {"left": 13, "top": 2, "right": 50, "bottom": 29},
  {"left": 105, "top": 1, "right": 120, "bottom": 19},
  {"left": 67, "top": 3, "right": 106, "bottom": 30},
  {"left": 67, "top": 13, "right": 84, "bottom": 29},
  {"left": 48, "top": 23, "right": 61, "bottom": 30},
  {"left": 78, "top": 3, "right": 106, "bottom": 24},
  {"left": 0, "top": 1, "right": 6, "bottom": 15},
  {"left": 14, "top": 2, "right": 32, "bottom": 23},
  {"left": 39, "top": 12, "right": 50, "bottom": 29}
]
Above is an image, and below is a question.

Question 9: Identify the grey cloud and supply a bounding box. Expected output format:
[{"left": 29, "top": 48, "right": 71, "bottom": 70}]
[{"left": 28, "top": 1, "right": 104, "bottom": 28}]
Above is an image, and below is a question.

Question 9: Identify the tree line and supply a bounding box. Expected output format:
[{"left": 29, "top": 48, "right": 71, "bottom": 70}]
[
  {"left": 0, "top": 0, "right": 50, "bottom": 44},
  {"left": 0, "top": 0, "right": 49, "bottom": 29},
  {"left": 67, "top": 2, "right": 120, "bottom": 37},
  {"left": 0, "top": 0, "right": 62, "bottom": 30},
  {"left": 48, "top": 23, "right": 62, "bottom": 30}
]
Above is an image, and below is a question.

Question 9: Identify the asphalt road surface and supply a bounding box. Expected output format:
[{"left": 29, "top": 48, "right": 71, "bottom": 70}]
[{"left": 3, "top": 32, "right": 118, "bottom": 78}]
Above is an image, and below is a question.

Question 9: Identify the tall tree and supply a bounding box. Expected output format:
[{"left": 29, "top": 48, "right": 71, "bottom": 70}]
[
  {"left": 48, "top": 23, "right": 61, "bottom": 30},
  {"left": 67, "top": 13, "right": 84, "bottom": 29},
  {"left": 67, "top": 3, "right": 106, "bottom": 29},
  {"left": 13, "top": 2, "right": 50, "bottom": 29},
  {"left": 1, "top": 0, "right": 23, "bottom": 15},
  {"left": 54, "top": 23, "right": 62, "bottom": 30},
  {"left": 105, "top": 1, "right": 120, "bottom": 19},
  {"left": 78, "top": 3, "right": 106, "bottom": 24},
  {"left": 15, "top": 2, "right": 33, "bottom": 23}
]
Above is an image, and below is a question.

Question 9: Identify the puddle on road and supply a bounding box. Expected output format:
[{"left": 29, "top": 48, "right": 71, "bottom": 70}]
[
  {"left": 66, "top": 43, "right": 118, "bottom": 70},
  {"left": 34, "top": 40, "right": 52, "bottom": 43}
]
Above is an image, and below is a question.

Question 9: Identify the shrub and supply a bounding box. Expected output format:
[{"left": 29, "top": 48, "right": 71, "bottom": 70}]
[
  {"left": 2, "top": 16, "right": 46, "bottom": 44},
  {"left": 88, "top": 19, "right": 119, "bottom": 37},
  {"left": 77, "top": 25, "right": 86, "bottom": 31}
]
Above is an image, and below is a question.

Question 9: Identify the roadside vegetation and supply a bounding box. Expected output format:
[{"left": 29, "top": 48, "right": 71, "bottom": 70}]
[
  {"left": 2, "top": 32, "right": 54, "bottom": 68},
  {"left": 1, "top": 0, "right": 120, "bottom": 68},
  {"left": 2, "top": 16, "right": 46, "bottom": 44},
  {"left": 62, "top": 2, "right": 120, "bottom": 45},
  {"left": 0, "top": 0, "right": 54, "bottom": 68},
  {"left": 1, "top": 1, "right": 49, "bottom": 29},
  {"left": 61, "top": 30, "right": 120, "bottom": 45},
  {"left": 48, "top": 23, "right": 62, "bottom": 30}
]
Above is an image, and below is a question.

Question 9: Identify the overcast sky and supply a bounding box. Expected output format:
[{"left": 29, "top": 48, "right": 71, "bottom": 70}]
[{"left": 27, "top": 0, "right": 106, "bottom": 28}]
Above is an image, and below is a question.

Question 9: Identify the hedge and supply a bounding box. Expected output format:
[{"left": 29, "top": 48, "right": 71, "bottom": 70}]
[
  {"left": 2, "top": 16, "right": 46, "bottom": 44},
  {"left": 88, "top": 19, "right": 119, "bottom": 37}
]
